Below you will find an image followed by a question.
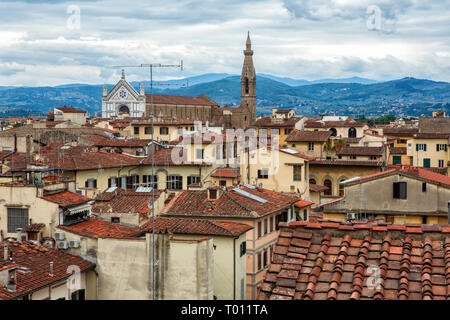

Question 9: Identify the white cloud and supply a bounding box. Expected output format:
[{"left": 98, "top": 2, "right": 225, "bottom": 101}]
[{"left": 0, "top": 0, "right": 449, "bottom": 85}]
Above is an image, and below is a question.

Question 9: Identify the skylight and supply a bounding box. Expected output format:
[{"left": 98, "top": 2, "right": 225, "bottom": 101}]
[{"left": 232, "top": 188, "right": 267, "bottom": 203}]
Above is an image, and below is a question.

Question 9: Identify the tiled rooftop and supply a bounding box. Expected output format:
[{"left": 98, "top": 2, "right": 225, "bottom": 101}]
[
  {"left": 162, "top": 185, "right": 301, "bottom": 218},
  {"left": 145, "top": 94, "right": 219, "bottom": 106},
  {"left": 286, "top": 130, "right": 332, "bottom": 142},
  {"left": 336, "top": 146, "right": 384, "bottom": 156},
  {"left": 42, "top": 191, "right": 90, "bottom": 207},
  {"left": 141, "top": 216, "right": 252, "bottom": 237},
  {"left": 258, "top": 220, "right": 450, "bottom": 300},
  {"left": 211, "top": 167, "right": 241, "bottom": 178},
  {"left": 0, "top": 240, "right": 95, "bottom": 300}
]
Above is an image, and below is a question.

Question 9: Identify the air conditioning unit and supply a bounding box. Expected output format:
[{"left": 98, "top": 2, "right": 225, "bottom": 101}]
[
  {"left": 54, "top": 231, "right": 65, "bottom": 241},
  {"left": 69, "top": 240, "right": 79, "bottom": 248},
  {"left": 346, "top": 212, "right": 356, "bottom": 220},
  {"left": 57, "top": 241, "right": 68, "bottom": 250}
]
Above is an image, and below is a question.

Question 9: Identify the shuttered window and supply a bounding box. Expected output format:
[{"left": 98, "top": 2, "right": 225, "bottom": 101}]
[
  {"left": 7, "top": 208, "right": 29, "bottom": 233},
  {"left": 393, "top": 182, "right": 407, "bottom": 199}
]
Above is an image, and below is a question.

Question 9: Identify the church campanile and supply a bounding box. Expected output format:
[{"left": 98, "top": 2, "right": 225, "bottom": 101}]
[{"left": 241, "top": 31, "right": 256, "bottom": 125}]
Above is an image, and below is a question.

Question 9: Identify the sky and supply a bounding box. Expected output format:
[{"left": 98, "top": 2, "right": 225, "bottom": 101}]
[{"left": 0, "top": 0, "right": 449, "bottom": 86}]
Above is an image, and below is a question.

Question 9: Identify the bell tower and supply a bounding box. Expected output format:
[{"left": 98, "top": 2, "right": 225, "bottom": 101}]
[{"left": 241, "top": 31, "right": 256, "bottom": 125}]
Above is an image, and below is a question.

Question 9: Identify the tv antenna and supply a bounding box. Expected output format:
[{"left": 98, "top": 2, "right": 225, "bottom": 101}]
[{"left": 112, "top": 61, "right": 183, "bottom": 300}]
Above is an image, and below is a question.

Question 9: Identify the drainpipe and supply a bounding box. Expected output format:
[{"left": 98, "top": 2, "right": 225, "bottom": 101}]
[{"left": 233, "top": 237, "right": 236, "bottom": 300}]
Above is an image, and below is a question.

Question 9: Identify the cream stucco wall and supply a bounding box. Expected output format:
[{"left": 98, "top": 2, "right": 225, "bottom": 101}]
[{"left": 407, "top": 137, "right": 449, "bottom": 169}]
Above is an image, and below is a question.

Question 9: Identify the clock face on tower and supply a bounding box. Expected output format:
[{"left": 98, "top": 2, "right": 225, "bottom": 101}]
[{"left": 119, "top": 90, "right": 127, "bottom": 99}]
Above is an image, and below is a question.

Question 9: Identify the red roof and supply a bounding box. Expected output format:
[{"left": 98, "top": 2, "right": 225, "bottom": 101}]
[
  {"left": 42, "top": 191, "right": 90, "bottom": 207},
  {"left": 162, "top": 185, "right": 300, "bottom": 218},
  {"left": 294, "top": 200, "right": 314, "bottom": 208},
  {"left": 0, "top": 241, "right": 95, "bottom": 300},
  {"left": 343, "top": 167, "right": 450, "bottom": 187},
  {"left": 211, "top": 168, "right": 241, "bottom": 178},
  {"left": 258, "top": 221, "right": 450, "bottom": 300},
  {"left": 55, "top": 106, "right": 86, "bottom": 114},
  {"left": 141, "top": 216, "right": 252, "bottom": 237},
  {"left": 336, "top": 146, "right": 384, "bottom": 156},
  {"left": 305, "top": 120, "right": 366, "bottom": 128},
  {"left": 145, "top": 94, "right": 219, "bottom": 106},
  {"left": 83, "top": 135, "right": 151, "bottom": 147},
  {"left": 254, "top": 116, "right": 302, "bottom": 128},
  {"left": 57, "top": 217, "right": 142, "bottom": 239},
  {"left": 286, "top": 130, "right": 331, "bottom": 142}
]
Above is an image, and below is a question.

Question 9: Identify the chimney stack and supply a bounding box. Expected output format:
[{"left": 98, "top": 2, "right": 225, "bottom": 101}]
[
  {"left": 3, "top": 245, "right": 7, "bottom": 261},
  {"left": 16, "top": 228, "right": 22, "bottom": 243},
  {"left": 49, "top": 262, "right": 54, "bottom": 276}
]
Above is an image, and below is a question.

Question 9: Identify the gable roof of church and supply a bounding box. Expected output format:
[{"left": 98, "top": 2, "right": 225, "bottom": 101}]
[
  {"left": 145, "top": 94, "right": 219, "bottom": 106},
  {"left": 105, "top": 77, "right": 142, "bottom": 101}
]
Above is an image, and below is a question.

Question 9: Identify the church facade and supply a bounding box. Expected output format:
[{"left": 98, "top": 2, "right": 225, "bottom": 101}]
[{"left": 101, "top": 33, "right": 257, "bottom": 129}]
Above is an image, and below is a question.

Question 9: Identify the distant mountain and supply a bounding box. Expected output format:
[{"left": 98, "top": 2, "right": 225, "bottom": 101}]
[
  {"left": 0, "top": 75, "right": 448, "bottom": 117},
  {"left": 310, "top": 76, "right": 379, "bottom": 85}
]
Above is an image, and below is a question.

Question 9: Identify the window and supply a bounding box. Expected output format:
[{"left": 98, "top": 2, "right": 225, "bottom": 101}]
[
  {"left": 240, "top": 242, "right": 246, "bottom": 257},
  {"left": 309, "top": 179, "right": 316, "bottom": 185},
  {"left": 71, "top": 289, "right": 86, "bottom": 301},
  {"left": 143, "top": 175, "right": 158, "bottom": 187},
  {"left": 257, "top": 221, "right": 262, "bottom": 238},
  {"left": 134, "top": 127, "right": 139, "bottom": 135},
  {"left": 111, "top": 217, "right": 120, "bottom": 223},
  {"left": 393, "top": 182, "right": 407, "bottom": 199},
  {"left": 270, "top": 216, "right": 273, "bottom": 232},
  {"left": 258, "top": 169, "right": 268, "bottom": 179},
  {"left": 257, "top": 252, "right": 262, "bottom": 270},
  {"left": 160, "top": 127, "right": 169, "bottom": 135},
  {"left": 423, "top": 158, "right": 431, "bottom": 168},
  {"left": 167, "top": 175, "right": 182, "bottom": 190},
  {"left": 263, "top": 250, "right": 268, "bottom": 268},
  {"left": 303, "top": 209, "right": 307, "bottom": 221},
  {"left": 439, "top": 160, "right": 444, "bottom": 168},
  {"left": 284, "top": 128, "right": 292, "bottom": 135},
  {"left": 187, "top": 175, "right": 201, "bottom": 186},
  {"left": 324, "top": 179, "right": 332, "bottom": 196},
  {"left": 370, "top": 156, "right": 378, "bottom": 160},
  {"left": 264, "top": 218, "right": 268, "bottom": 235},
  {"left": 145, "top": 127, "right": 153, "bottom": 135},
  {"left": 350, "top": 155, "right": 357, "bottom": 160},
  {"left": 416, "top": 144, "right": 427, "bottom": 151},
  {"left": 85, "top": 179, "right": 97, "bottom": 189},
  {"left": 293, "top": 165, "right": 302, "bottom": 181},
  {"left": 219, "top": 180, "right": 227, "bottom": 187},
  {"left": 422, "top": 216, "right": 427, "bottom": 224},
  {"left": 348, "top": 127, "right": 357, "bottom": 138},
  {"left": 437, "top": 144, "right": 447, "bottom": 151},
  {"left": 339, "top": 180, "right": 345, "bottom": 197},
  {"left": 126, "top": 175, "right": 139, "bottom": 189},
  {"left": 393, "top": 156, "right": 402, "bottom": 165},
  {"left": 291, "top": 144, "right": 296, "bottom": 148},
  {"left": 7, "top": 208, "right": 28, "bottom": 233},
  {"left": 308, "top": 142, "right": 314, "bottom": 151},
  {"left": 422, "top": 182, "right": 427, "bottom": 192},
  {"left": 195, "top": 149, "right": 204, "bottom": 160}
]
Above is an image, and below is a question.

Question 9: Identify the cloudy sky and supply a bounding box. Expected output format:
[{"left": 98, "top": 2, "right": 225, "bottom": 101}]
[{"left": 0, "top": 0, "right": 449, "bottom": 86}]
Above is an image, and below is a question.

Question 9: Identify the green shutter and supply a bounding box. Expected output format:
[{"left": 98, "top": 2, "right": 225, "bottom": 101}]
[
  {"left": 416, "top": 144, "right": 419, "bottom": 151},
  {"left": 437, "top": 144, "right": 439, "bottom": 152},
  {"left": 423, "top": 158, "right": 431, "bottom": 168},
  {"left": 393, "top": 156, "right": 401, "bottom": 165},
  {"left": 424, "top": 144, "right": 427, "bottom": 151}
]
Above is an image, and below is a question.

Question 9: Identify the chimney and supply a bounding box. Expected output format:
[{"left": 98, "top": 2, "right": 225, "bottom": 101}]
[
  {"left": 208, "top": 188, "right": 218, "bottom": 200},
  {"left": 16, "top": 228, "right": 22, "bottom": 243},
  {"left": 3, "top": 245, "right": 7, "bottom": 261},
  {"left": 49, "top": 262, "right": 54, "bottom": 276}
]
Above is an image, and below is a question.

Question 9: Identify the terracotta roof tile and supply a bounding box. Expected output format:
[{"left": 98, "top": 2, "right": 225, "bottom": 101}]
[
  {"left": 259, "top": 221, "right": 450, "bottom": 300},
  {"left": 286, "top": 130, "right": 331, "bottom": 142},
  {"left": 0, "top": 241, "right": 94, "bottom": 300},
  {"left": 42, "top": 191, "right": 90, "bottom": 207}
]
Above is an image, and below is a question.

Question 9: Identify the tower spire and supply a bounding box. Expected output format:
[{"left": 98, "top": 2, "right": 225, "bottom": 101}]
[
  {"left": 121, "top": 69, "right": 125, "bottom": 80},
  {"left": 241, "top": 32, "right": 256, "bottom": 126}
]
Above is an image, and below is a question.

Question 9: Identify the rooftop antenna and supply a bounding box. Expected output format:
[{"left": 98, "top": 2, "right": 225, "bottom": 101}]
[{"left": 112, "top": 61, "right": 183, "bottom": 300}]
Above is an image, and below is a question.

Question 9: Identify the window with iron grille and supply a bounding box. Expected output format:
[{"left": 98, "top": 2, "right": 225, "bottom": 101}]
[
  {"left": 7, "top": 208, "right": 29, "bottom": 233},
  {"left": 167, "top": 175, "right": 182, "bottom": 190},
  {"left": 160, "top": 127, "right": 169, "bottom": 135}
]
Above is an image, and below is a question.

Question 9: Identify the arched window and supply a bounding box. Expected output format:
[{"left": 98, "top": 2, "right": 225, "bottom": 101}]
[
  {"left": 324, "top": 179, "right": 332, "bottom": 196},
  {"left": 348, "top": 127, "right": 357, "bottom": 138},
  {"left": 330, "top": 128, "right": 337, "bottom": 137},
  {"left": 309, "top": 178, "right": 316, "bottom": 185},
  {"left": 245, "top": 78, "right": 249, "bottom": 94}
]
